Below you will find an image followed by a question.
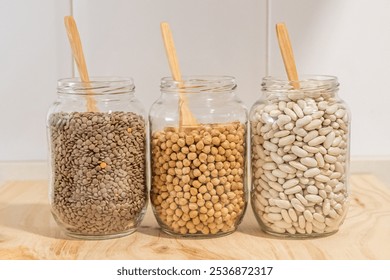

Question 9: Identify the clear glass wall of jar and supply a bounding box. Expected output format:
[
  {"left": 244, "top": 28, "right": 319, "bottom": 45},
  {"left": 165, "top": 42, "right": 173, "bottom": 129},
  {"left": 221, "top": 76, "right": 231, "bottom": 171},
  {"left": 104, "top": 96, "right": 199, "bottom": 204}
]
[
  {"left": 149, "top": 76, "right": 248, "bottom": 237},
  {"left": 250, "top": 76, "right": 350, "bottom": 238},
  {"left": 47, "top": 77, "right": 147, "bottom": 239}
]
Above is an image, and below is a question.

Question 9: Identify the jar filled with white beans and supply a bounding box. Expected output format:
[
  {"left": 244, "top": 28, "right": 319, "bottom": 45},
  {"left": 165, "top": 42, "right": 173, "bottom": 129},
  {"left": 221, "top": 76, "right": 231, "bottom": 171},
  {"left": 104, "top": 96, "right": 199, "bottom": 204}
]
[{"left": 250, "top": 76, "right": 350, "bottom": 238}]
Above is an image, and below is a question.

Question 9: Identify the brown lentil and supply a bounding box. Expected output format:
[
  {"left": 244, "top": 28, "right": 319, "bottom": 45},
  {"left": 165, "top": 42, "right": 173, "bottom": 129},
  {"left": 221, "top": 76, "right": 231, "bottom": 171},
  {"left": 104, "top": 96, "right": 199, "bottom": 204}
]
[{"left": 48, "top": 111, "right": 147, "bottom": 236}]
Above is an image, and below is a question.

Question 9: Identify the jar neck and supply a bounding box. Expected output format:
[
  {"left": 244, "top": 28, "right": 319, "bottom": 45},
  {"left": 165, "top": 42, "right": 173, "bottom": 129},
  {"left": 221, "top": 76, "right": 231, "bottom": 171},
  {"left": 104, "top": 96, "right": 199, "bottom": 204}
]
[
  {"left": 57, "top": 77, "right": 135, "bottom": 98},
  {"left": 262, "top": 75, "right": 339, "bottom": 99},
  {"left": 160, "top": 75, "right": 237, "bottom": 95}
]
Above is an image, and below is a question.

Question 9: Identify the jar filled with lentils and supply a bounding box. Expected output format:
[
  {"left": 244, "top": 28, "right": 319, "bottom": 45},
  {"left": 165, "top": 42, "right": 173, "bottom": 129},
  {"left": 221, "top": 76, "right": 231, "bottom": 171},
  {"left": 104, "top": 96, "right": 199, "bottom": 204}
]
[
  {"left": 47, "top": 77, "right": 147, "bottom": 239},
  {"left": 149, "top": 76, "right": 248, "bottom": 237},
  {"left": 250, "top": 76, "right": 350, "bottom": 238}
]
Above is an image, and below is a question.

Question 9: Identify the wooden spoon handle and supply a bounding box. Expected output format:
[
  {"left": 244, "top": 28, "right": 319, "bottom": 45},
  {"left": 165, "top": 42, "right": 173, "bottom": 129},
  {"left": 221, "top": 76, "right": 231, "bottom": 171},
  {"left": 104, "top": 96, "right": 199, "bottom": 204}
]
[
  {"left": 160, "top": 22, "right": 197, "bottom": 127},
  {"left": 160, "top": 22, "right": 182, "bottom": 82},
  {"left": 64, "top": 16, "right": 97, "bottom": 111},
  {"left": 276, "top": 23, "right": 300, "bottom": 89},
  {"left": 64, "top": 16, "right": 90, "bottom": 82}
]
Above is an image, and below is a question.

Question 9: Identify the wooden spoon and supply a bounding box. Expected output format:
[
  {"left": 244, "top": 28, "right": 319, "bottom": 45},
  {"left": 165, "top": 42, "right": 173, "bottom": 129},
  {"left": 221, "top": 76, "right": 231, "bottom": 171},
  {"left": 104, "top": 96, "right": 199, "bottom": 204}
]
[
  {"left": 276, "top": 23, "right": 300, "bottom": 89},
  {"left": 160, "top": 22, "right": 197, "bottom": 128},
  {"left": 64, "top": 16, "right": 98, "bottom": 112}
]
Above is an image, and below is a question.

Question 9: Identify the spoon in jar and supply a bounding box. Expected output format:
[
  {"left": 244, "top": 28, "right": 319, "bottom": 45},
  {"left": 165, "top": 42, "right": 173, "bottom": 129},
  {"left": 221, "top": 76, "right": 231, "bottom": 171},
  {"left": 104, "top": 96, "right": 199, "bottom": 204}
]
[
  {"left": 64, "top": 16, "right": 98, "bottom": 112},
  {"left": 160, "top": 22, "right": 197, "bottom": 128},
  {"left": 276, "top": 22, "right": 300, "bottom": 89}
]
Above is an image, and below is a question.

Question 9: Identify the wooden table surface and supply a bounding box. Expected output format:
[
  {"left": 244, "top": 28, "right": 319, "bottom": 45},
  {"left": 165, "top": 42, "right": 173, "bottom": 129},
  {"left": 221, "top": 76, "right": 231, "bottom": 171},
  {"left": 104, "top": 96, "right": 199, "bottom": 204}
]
[{"left": 0, "top": 174, "right": 389, "bottom": 260}]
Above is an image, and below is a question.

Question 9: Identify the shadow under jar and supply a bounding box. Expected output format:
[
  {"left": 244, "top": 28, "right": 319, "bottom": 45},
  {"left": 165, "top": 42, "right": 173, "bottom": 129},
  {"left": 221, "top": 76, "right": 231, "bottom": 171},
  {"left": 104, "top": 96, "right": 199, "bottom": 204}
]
[
  {"left": 149, "top": 76, "right": 248, "bottom": 237},
  {"left": 47, "top": 77, "right": 147, "bottom": 239},
  {"left": 250, "top": 76, "right": 350, "bottom": 238}
]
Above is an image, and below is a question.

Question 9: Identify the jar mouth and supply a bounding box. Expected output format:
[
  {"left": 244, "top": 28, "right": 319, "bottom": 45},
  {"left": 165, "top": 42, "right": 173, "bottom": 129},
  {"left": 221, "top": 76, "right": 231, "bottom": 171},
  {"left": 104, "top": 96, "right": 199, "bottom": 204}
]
[
  {"left": 161, "top": 75, "right": 237, "bottom": 93},
  {"left": 57, "top": 77, "right": 135, "bottom": 95},
  {"left": 262, "top": 75, "right": 339, "bottom": 93}
]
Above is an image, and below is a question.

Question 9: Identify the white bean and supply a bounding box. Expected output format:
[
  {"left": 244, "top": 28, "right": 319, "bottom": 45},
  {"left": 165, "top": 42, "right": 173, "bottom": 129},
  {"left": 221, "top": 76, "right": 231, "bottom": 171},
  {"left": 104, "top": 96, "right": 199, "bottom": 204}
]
[
  {"left": 304, "top": 168, "right": 321, "bottom": 178},
  {"left": 291, "top": 198, "right": 305, "bottom": 212},
  {"left": 293, "top": 103, "right": 304, "bottom": 118},
  {"left": 278, "top": 135, "right": 296, "bottom": 147},
  {"left": 305, "top": 222, "right": 313, "bottom": 234},
  {"left": 277, "top": 115, "right": 292, "bottom": 127},
  {"left": 283, "top": 178, "right": 300, "bottom": 189},
  {"left": 296, "top": 116, "right": 312, "bottom": 128},
  {"left": 288, "top": 208, "right": 298, "bottom": 222},
  {"left": 283, "top": 154, "right": 297, "bottom": 162},
  {"left": 303, "top": 210, "right": 313, "bottom": 222},
  {"left": 315, "top": 152, "right": 325, "bottom": 168},
  {"left": 274, "top": 130, "right": 290, "bottom": 138},
  {"left": 281, "top": 209, "right": 293, "bottom": 224},
  {"left": 295, "top": 193, "right": 309, "bottom": 206},
  {"left": 323, "top": 131, "right": 335, "bottom": 149},
  {"left": 318, "top": 126, "right": 332, "bottom": 136},
  {"left": 293, "top": 127, "right": 308, "bottom": 137},
  {"left": 279, "top": 164, "right": 297, "bottom": 174},
  {"left": 308, "top": 136, "right": 326, "bottom": 146},
  {"left": 284, "top": 122, "right": 294, "bottom": 130},
  {"left": 322, "top": 200, "right": 331, "bottom": 216},
  {"left": 269, "top": 181, "right": 284, "bottom": 192},
  {"left": 267, "top": 213, "right": 283, "bottom": 221},
  {"left": 283, "top": 108, "right": 298, "bottom": 121},
  {"left": 328, "top": 147, "right": 342, "bottom": 156},
  {"left": 307, "top": 185, "right": 319, "bottom": 194},
  {"left": 264, "top": 170, "right": 278, "bottom": 182},
  {"left": 305, "top": 194, "right": 323, "bottom": 203},
  {"left": 289, "top": 161, "right": 308, "bottom": 171},
  {"left": 313, "top": 213, "right": 325, "bottom": 223},
  {"left": 284, "top": 185, "right": 302, "bottom": 195},
  {"left": 270, "top": 110, "right": 282, "bottom": 117},
  {"left": 303, "top": 130, "right": 319, "bottom": 143},
  {"left": 315, "top": 174, "right": 330, "bottom": 183},
  {"left": 318, "top": 101, "right": 328, "bottom": 110},
  {"left": 298, "top": 215, "right": 306, "bottom": 229},
  {"left": 272, "top": 169, "right": 288, "bottom": 178},
  {"left": 291, "top": 146, "right": 309, "bottom": 157},
  {"left": 303, "top": 145, "right": 319, "bottom": 153},
  {"left": 304, "top": 119, "right": 322, "bottom": 131},
  {"left": 326, "top": 104, "right": 339, "bottom": 114},
  {"left": 274, "top": 199, "right": 292, "bottom": 209},
  {"left": 263, "top": 141, "right": 278, "bottom": 152},
  {"left": 324, "top": 154, "right": 337, "bottom": 164}
]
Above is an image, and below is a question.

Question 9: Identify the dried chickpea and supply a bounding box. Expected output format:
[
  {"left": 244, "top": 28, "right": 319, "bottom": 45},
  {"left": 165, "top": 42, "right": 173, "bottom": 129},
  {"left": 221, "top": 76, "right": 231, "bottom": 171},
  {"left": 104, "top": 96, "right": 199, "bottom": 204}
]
[{"left": 151, "top": 122, "right": 246, "bottom": 236}]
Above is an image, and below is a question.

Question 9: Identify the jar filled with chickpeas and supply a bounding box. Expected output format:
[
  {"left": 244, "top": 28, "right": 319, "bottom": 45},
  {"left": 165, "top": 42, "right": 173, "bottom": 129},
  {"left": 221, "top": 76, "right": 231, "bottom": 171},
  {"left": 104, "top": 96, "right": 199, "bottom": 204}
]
[
  {"left": 250, "top": 76, "right": 350, "bottom": 238},
  {"left": 149, "top": 76, "right": 248, "bottom": 237}
]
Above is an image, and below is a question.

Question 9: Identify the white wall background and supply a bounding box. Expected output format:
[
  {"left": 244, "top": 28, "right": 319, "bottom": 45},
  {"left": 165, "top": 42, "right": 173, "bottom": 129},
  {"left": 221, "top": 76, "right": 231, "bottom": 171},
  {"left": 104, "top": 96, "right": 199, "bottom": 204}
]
[{"left": 0, "top": 0, "right": 389, "bottom": 161}]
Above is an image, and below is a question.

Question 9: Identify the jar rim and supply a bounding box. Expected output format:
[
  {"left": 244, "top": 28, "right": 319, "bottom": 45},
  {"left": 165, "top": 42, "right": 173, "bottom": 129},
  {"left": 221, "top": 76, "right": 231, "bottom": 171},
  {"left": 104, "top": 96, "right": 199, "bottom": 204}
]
[
  {"left": 161, "top": 75, "right": 237, "bottom": 93},
  {"left": 262, "top": 75, "right": 338, "bottom": 87},
  {"left": 57, "top": 76, "right": 135, "bottom": 95},
  {"left": 261, "top": 75, "right": 339, "bottom": 96}
]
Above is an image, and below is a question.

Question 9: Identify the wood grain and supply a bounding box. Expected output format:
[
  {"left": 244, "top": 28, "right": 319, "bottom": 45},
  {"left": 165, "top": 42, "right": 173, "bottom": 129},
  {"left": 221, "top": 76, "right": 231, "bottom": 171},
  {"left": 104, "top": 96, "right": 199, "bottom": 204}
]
[
  {"left": 0, "top": 174, "right": 389, "bottom": 260},
  {"left": 276, "top": 23, "right": 300, "bottom": 89}
]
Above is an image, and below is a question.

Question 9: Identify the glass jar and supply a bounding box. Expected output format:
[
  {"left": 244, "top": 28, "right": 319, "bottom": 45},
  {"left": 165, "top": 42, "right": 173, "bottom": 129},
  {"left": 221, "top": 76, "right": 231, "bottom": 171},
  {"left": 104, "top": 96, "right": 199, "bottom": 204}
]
[
  {"left": 47, "top": 77, "right": 148, "bottom": 239},
  {"left": 149, "top": 76, "right": 248, "bottom": 237},
  {"left": 250, "top": 76, "right": 350, "bottom": 238}
]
